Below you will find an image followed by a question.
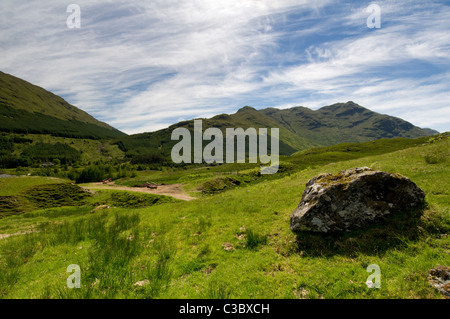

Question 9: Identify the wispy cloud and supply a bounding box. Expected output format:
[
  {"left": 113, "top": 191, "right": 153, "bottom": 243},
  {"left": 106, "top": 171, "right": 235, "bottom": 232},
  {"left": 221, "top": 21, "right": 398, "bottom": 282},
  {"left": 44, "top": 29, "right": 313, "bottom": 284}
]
[{"left": 0, "top": 0, "right": 448, "bottom": 134}]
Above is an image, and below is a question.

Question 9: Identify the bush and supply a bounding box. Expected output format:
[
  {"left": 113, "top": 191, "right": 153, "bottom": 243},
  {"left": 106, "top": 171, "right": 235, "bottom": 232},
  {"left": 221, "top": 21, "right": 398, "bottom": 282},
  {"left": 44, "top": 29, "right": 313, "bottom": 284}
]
[
  {"left": 72, "top": 165, "right": 113, "bottom": 183},
  {"left": 200, "top": 175, "right": 255, "bottom": 194},
  {"left": 130, "top": 153, "right": 166, "bottom": 165},
  {"left": 424, "top": 149, "right": 448, "bottom": 164},
  {"left": 108, "top": 191, "right": 177, "bottom": 208}
]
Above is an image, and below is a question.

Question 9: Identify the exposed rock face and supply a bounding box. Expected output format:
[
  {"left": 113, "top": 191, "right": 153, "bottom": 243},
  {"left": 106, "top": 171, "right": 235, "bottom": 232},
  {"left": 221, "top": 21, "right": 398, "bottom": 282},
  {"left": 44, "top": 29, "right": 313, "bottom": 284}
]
[{"left": 290, "top": 167, "right": 425, "bottom": 233}]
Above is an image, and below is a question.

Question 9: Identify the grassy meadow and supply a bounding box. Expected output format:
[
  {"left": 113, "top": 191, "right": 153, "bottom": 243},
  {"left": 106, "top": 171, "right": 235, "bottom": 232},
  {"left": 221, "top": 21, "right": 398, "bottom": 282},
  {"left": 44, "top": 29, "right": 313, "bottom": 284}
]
[{"left": 0, "top": 135, "right": 448, "bottom": 299}]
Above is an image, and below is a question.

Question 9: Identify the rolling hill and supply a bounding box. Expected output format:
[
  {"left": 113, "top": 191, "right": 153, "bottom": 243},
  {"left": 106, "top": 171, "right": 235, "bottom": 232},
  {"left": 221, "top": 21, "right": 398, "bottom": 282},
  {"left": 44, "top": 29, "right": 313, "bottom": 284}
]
[{"left": 0, "top": 71, "right": 126, "bottom": 139}]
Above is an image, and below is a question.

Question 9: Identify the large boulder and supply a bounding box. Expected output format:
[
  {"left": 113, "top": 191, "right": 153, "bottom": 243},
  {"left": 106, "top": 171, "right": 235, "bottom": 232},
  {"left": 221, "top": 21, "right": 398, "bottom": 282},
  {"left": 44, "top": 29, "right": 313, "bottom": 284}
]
[{"left": 290, "top": 167, "right": 425, "bottom": 233}]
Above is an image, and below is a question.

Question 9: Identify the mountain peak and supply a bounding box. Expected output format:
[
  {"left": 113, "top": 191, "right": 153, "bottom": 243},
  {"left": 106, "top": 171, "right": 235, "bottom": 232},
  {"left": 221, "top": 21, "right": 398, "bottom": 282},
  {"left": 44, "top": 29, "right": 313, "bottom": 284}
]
[
  {"left": 237, "top": 106, "right": 257, "bottom": 112},
  {"left": 342, "top": 101, "right": 362, "bottom": 108},
  {"left": 320, "top": 101, "right": 366, "bottom": 111}
]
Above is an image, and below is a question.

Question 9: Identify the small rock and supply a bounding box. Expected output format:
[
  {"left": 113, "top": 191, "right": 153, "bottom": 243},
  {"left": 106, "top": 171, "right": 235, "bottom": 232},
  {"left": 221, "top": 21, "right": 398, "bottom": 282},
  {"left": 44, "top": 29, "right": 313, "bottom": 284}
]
[
  {"left": 222, "top": 242, "right": 234, "bottom": 251},
  {"left": 133, "top": 279, "right": 150, "bottom": 287},
  {"left": 294, "top": 288, "right": 309, "bottom": 299},
  {"left": 428, "top": 265, "right": 450, "bottom": 297}
]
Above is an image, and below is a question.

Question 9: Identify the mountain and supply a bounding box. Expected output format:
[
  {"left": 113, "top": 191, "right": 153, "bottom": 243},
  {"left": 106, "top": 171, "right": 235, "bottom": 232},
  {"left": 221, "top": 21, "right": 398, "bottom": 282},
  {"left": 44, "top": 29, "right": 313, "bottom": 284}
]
[
  {"left": 258, "top": 101, "right": 438, "bottom": 147},
  {"left": 0, "top": 71, "right": 437, "bottom": 158},
  {"left": 0, "top": 71, "right": 126, "bottom": 139},
  {"left": 117, "top": 101, "right": 438, "bottom": 158}
]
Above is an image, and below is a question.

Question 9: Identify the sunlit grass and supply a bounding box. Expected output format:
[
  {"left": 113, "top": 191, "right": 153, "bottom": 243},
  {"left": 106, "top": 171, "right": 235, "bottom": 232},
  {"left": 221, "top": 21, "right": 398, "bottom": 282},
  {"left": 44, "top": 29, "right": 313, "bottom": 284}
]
[
  {"left": 0, "top": 136, "right": 448, "bottom": 299},
  {"left": 0, "top": 176, "right": 67, "bottom": 196}
]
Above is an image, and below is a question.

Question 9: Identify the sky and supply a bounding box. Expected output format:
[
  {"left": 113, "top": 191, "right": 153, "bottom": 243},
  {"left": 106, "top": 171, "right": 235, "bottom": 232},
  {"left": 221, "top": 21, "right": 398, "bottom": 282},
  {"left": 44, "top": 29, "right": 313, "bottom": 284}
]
[{"left": 0, "top": 0, "right": 449, "bottom": 134}]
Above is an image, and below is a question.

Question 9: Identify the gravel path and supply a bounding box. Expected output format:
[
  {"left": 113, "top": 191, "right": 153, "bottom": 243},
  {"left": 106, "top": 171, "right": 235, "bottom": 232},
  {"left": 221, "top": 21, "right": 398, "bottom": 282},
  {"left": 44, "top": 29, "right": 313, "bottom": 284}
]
[{"left": 83, "top": 182, "right": 196, "bottom": 201}]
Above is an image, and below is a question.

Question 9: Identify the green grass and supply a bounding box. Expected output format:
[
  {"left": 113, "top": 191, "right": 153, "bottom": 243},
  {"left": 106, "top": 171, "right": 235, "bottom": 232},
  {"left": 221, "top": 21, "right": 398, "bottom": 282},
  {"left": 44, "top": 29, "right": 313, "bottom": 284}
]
[
  {"left": 243, "top": 228, "right": 268, "bottom": 250},
  {"left": 287, "top": 136, "right": 432, "bottom": 168},
  {"left": 0, "top": 176, "right": 67, "bottom": 196},
  {"left": 114, "top": 135, "right": 440, "bottom": 197},
  {"left": 0, "top": 136, "right": 448, "bottom": 299},
  {"left": 1, "top": 132, "right": 125, "bottom": 166},
  {"left": 90, "top": 190, "right": 181, "bottom": 208},
  {"left": 0, "top": 178, "right": 91, "bottom": 218},
  {"left": 0, "top": 177, "right": 181, "bottom": 219},
  {"left": 0, "top": 176, "right": 72, "bottom": 218}
]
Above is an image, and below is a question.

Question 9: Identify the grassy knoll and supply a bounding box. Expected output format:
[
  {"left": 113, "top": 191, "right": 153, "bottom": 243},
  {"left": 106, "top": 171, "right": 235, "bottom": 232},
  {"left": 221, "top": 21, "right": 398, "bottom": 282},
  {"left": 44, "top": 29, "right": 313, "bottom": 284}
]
[
  {"left": 0, "top": 177, "right": 91, "bottom": 218},
  {"left": 0, "top": 136, "right": 448, "bottom": 299},
  {"left": 0, "top": 176, "right": 67, "bottom": 197},
  {"left": 89, "top": 190, "right": 181, "bottom": 208}
]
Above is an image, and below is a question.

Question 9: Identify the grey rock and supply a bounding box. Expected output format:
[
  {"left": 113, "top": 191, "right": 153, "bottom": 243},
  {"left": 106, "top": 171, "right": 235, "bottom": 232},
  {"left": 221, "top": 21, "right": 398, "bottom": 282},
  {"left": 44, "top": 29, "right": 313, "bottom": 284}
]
[
  {"left": 428, "top": 266, "right": 450, "bottom": 297},
  {"left": 290, "top": 167, "right": 425, "bottom": 233}
]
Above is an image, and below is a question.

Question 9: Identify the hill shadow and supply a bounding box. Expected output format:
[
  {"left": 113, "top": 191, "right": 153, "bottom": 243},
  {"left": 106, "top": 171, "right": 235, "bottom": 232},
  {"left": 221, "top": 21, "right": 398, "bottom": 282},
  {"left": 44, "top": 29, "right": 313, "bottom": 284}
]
[{"left": 293, "top": 205, "right": 427, "bottom": 258}]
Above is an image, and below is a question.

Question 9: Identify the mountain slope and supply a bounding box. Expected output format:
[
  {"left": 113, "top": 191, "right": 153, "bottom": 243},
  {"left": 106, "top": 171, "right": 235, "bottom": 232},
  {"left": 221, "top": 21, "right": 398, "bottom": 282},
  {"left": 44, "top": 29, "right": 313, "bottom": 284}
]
[
  {"left": 117, "top": 101, "right": 437, "bottom": 158},
  {"left": 260, "top": 101, "right": 437, "bottom": 147},
  {"left": 0, "top": 71, "right": 126, "bottom": 139},
  {"left": 0, "top": 71, "right": 436, "bottom": 155}
]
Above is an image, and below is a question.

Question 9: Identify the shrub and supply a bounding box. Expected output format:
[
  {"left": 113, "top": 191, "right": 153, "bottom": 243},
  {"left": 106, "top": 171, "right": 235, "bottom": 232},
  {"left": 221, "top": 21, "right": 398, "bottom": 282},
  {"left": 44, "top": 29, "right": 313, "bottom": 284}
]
[{"left": 424, "top": 149, "right": 448, "bottom": 164}]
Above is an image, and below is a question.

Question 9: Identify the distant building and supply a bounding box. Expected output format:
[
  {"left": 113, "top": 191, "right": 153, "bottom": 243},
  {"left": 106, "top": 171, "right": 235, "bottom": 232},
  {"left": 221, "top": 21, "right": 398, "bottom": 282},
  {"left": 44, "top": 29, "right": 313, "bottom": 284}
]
[{"left": 41, "top": 162, "right": 54, "bottom": 167}]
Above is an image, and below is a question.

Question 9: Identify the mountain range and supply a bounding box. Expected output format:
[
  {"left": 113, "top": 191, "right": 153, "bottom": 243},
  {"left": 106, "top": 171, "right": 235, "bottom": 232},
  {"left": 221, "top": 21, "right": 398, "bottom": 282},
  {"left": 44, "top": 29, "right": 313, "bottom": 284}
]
[
  {"left": 118, "top": 102, "right": 438, "bottom": 158},
  {"left": 0, "top": 70, "right": 438, "bottom": 158}
]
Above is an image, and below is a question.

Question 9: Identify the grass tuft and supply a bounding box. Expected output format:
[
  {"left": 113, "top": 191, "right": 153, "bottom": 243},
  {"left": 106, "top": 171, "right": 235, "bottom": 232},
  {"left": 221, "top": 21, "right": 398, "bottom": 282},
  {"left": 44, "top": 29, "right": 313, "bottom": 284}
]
[{"left": 244, "top": 229, "right": 268, "bottom": 250}]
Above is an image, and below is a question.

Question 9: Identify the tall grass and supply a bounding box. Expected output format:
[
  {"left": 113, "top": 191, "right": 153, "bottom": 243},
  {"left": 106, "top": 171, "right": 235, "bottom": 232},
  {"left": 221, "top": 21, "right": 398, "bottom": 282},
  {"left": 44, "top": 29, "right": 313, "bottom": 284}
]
[
  {"left": 0, "top": 232, "right": 42, "bottom": 296},
  {"left": 202, "top": 279, "right": 231, "bottom": 299},
  {"left": 135, "top": 235, "right": 176, "bottom": 299},
  {"left": 0, "top": 211, "right": 143, "bottom": 298},
  {"left": 244, "top": 229, "right": 268, "bottom": 250},
  {"left": 424, "top": 149, "right": 448, "bottom": 164}
]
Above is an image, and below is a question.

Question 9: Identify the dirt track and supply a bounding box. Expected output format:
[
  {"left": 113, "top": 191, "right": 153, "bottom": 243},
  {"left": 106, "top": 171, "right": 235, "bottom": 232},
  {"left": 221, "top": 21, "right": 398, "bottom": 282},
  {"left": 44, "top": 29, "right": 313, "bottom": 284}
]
[
  {"left": 0, "top": 230, "right": 37, "bottom": 240},
  {"left": 83, "top": 182, "right": 196, "bottom": 201}
]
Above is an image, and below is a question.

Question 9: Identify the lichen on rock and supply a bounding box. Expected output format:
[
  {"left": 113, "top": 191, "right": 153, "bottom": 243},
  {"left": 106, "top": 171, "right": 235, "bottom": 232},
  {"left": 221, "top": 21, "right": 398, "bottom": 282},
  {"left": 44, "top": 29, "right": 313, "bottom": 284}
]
[
  {"left": 290, "top": 167, "right": 425, "bottom": 233},
  {"left": 428, "top": 266, "right": 450, "bottom": 298}
]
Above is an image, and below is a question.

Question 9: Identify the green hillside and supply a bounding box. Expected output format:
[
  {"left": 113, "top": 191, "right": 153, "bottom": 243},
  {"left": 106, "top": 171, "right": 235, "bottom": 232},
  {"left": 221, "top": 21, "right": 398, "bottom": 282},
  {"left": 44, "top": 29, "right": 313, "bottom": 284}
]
[
  {"left": 116, "top": 102, "right": 437, "bottom": 159},
  {"left": 0, "top": 132, "right": 125, "bottom": 169},
  {"left": 261, "top": 101, "right": 437, "bottom": 146},
  {"left": 0, "top": 71, "right": 437, "bottom": 162},
  {"left": 0, "top": 71, "right": 126, "bottom": 139}
]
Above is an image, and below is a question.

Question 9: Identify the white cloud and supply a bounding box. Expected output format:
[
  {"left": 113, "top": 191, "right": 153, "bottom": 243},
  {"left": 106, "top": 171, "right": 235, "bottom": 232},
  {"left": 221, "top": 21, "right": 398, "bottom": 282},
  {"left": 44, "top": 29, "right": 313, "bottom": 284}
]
[
  {"left": 259, "top": 1, "right": 450, "bottom": 132},
  {"left": 0, "top": 0, "right": 448, "bottom": 134}
]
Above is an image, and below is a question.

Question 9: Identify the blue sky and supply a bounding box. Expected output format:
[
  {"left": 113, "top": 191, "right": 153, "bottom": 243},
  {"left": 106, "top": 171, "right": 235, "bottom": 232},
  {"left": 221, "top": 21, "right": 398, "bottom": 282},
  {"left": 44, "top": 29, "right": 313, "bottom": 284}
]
[{"left": 0, "top": 0, "right": 449, "bottom": 134}]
